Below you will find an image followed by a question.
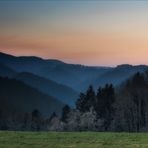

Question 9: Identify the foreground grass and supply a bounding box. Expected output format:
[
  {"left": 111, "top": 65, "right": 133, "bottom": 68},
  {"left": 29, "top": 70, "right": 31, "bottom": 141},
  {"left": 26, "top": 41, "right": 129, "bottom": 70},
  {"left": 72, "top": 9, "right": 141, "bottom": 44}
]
[{"left": 0, "top": 131, "right": 148, "bottom": 148}]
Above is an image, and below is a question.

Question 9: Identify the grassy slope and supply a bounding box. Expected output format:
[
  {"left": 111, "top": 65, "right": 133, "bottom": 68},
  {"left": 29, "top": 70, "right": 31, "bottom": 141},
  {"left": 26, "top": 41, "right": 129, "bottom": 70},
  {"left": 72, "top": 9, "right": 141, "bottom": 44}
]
[{"left": 0, "top": 132, "right": 148, "bottom": 148}]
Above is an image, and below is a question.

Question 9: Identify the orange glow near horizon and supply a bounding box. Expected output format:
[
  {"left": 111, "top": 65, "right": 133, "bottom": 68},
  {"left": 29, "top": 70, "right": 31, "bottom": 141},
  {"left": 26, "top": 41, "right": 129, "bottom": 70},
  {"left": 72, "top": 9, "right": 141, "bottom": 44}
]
[{"left": 1, "top": 1, "right": 148, "bottom": 66}]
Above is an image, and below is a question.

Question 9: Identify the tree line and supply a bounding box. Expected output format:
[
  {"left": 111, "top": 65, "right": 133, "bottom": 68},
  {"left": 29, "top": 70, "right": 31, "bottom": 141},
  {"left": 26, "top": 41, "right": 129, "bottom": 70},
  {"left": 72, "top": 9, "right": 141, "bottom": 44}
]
[
  {"left": 1, "top": 72, "right": 148, "bottom": 132},
  {"left": 58, "top": 72, "right": 148, "bottom": 132}
]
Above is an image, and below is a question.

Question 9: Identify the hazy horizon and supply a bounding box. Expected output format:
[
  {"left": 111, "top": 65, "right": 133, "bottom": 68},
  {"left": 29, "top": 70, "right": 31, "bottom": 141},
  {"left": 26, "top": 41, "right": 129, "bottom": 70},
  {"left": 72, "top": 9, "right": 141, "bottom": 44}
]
[
  {"left": 1, "top": 1, "right": 148, "bottom": 66},
  {"left": 2, "top": 51, "right": 148, "bottom": 68}
]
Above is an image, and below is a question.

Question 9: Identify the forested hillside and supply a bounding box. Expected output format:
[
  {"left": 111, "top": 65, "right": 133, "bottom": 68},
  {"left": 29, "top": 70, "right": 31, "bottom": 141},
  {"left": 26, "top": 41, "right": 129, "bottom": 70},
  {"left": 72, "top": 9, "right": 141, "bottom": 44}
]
[
  {"left": 0, "top": 77, "right": 64, "bottom": 117},
  {"left": 14, "top": 72, "right": 78, "bottom": 106},
  {"left": 1, "top": 72, "right": 148, "bottom": 131}
]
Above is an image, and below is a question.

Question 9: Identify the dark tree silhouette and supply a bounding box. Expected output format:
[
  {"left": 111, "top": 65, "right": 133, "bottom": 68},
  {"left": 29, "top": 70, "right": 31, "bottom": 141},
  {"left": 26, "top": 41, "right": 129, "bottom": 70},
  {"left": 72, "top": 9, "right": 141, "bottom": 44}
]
[
  {"left": 31, "top": 109, "right": 42, "bottom": 131},
  {"left": 114, "top": 72, "right": 148, "bottom": 132},
  {"left": 76, "top": 85, "right": 95, "bottom": 112},
  {"left": 95, "top": 84, "right": 115, "bottom": 130},
  {"left": 61, "top": 105, "right": 71, "bottom": 123}
]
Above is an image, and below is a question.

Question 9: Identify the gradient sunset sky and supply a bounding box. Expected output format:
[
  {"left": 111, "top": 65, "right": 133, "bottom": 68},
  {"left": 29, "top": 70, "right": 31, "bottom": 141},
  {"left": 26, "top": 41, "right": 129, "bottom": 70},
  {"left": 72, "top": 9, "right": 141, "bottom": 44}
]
[{"left": 0, "top": 1, "right": 148, "bottom": 66}]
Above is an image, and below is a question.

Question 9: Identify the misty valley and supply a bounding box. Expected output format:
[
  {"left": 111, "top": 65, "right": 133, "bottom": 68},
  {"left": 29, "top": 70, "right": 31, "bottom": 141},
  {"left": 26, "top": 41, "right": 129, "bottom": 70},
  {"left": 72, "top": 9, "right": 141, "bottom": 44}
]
[{"left": 0, "top": 52, "right": 148, "bottom": 132}]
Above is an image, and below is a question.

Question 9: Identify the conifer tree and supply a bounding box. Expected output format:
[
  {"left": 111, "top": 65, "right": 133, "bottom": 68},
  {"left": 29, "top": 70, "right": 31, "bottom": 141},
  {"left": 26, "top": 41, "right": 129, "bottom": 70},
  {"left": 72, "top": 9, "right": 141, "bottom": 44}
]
[
  {"left": 76, "top": 85, "right": 95, "bottom": 112},
  {"left": 61, "top": 105, "right": 71, "bottom": 123}
]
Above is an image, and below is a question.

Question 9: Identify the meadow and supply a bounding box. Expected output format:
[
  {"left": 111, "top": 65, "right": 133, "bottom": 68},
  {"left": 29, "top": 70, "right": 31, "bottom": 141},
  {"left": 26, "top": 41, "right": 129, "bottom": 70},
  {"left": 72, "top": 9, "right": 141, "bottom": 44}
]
[{"left": 0, "top": 131, "right": 148, "bottom": 148}]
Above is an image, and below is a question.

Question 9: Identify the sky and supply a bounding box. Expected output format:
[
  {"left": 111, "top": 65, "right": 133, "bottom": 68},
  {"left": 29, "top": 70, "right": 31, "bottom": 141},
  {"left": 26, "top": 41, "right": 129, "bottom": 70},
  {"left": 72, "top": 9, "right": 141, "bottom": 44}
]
[{"left": 0, "top": 0, "right": 148, "bottom": 66}]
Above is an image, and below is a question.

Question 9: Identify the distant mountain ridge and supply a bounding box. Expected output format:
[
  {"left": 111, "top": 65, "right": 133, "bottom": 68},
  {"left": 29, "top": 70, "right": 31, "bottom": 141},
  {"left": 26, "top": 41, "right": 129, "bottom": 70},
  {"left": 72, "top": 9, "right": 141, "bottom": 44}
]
[
  {"left": 0, "top": 51, "right": 148, "bottom": 92},
  {"left": 0, "top": 52, "right": 111, "bottom": 91},
  {"left": 88, "top": 64, "right": 148, "bottom": 89},
  {"left": 14, "top": 72, "right": 79, "bottom": 106},
  {"left": 0, "top": 63, "right": 17, "bottom": 77}
]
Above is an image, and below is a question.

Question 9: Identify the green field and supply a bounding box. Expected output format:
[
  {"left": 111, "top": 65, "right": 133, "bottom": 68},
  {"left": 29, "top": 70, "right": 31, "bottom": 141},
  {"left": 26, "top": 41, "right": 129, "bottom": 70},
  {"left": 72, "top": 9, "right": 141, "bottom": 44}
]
[{"left": 0, "top": 131, "right": 148, "bottom": 148}]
